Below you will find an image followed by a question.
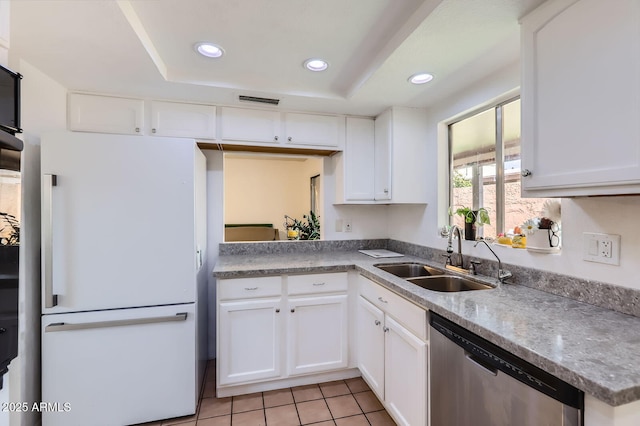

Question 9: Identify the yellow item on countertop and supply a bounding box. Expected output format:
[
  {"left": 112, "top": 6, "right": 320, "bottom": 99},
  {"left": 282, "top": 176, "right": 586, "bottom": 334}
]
[
  {"left": 497, "top": 236, "right": 512, "bottom": 245},
  {"left": 512, "top": 235, "right": 526, "bottom": 248}
]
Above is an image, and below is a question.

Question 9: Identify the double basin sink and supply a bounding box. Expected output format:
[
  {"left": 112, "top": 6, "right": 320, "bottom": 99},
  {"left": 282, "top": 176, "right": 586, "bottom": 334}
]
[{"left": 374, "top": 263, "right": 493, "bottom": 292}]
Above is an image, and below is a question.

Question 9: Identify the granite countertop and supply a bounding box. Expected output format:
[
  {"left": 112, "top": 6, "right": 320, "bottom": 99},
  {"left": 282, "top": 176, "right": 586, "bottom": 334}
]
[{"left": 213, "top": 251, "right": 640, "bottom": 407}]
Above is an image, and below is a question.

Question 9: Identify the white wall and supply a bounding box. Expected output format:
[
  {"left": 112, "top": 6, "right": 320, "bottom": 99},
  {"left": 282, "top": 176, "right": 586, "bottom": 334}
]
[
  {"left": 224, "top": 154, "right": 322, "bottom": 238},
  {"left": 388, "top": 60, "right": 640, "bottom": 291}
]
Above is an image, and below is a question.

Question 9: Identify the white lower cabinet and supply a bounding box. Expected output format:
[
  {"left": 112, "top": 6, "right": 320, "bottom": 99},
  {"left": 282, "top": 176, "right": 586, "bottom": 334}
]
[
  {"left": 217, "top": 298, "right": 283, "bottom": 385},
  {"left": 217, "top": 272, "right": 349, "bottom": 393},
  {"left": 357, "top": 276, "right": 428, "bottom": 426},
  {"left": 288, "top": 294, "right": 349, "bottom": 376}
]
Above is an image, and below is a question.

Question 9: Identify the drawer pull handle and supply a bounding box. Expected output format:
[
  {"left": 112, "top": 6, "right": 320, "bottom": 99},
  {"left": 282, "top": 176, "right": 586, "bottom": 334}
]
[
  {"left": 244, "top": 287, "right": 258, "bottom": 291},
  {"left": 378, "top": 297, "right": 388, "bottom": 303},
  {"left": 383, "top": 326, "right": 390, "bottom": 333},
  {"left": 312, "top": 282, "right": 325, "bottom": 286},
  {"left": 374, "top": 320, "right": 381, "bottom": 326}
]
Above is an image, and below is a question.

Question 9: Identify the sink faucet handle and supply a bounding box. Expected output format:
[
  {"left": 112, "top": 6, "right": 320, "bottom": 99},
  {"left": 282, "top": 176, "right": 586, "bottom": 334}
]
[
  {"left": 469, "top": 260, "right": 482, "bottom": 275},
  {"left": 499, "top": 269, "right": 513, "bottom": 282}
]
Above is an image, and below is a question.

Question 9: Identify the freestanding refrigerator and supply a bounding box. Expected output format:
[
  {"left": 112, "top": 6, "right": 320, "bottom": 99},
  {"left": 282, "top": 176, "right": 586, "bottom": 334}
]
[{"left": 41, "top": 131, "right": 207, "bottom": 426}]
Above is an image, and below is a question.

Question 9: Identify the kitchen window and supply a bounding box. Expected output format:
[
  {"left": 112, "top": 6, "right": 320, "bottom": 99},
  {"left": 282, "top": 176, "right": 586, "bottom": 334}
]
[{"left": 448, "top": 97, "right": 552, "bottom": 237}]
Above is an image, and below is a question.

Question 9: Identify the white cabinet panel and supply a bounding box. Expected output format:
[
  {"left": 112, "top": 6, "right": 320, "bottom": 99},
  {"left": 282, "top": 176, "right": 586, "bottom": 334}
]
[
  {"left": 218, "top": 298, "right": 282, "bottom": 385},
  {"left": 357, "top": 296, "right": 385, "bottom": 399},
  {"left": 68, "top": 93, "right": 144, "bottom": 135},
  {"left": 284, "top": 112, "right": 341, "bottom": 147},
  {"left": 220, "top": 107, "right": 281, "bottom": 143},
  {"left": 385, "top": 315, "right": 427, "bottom": 426},
  {"left": 344, "top": 117, "right": 376, "bottom": 201},
  {"left": 374, "top": 110, "right": 392, "bottom": 200},
  {"left": 288, "top": 272, "right": 348, "bottom": 295},
  {"left": 0, "top": 1, "right": 9, "bottom": 49},
  {"left": 42, "top": 304, "right": 196, "bottom": 426},
  {"left": 287, "top": 295, "right": 349, "bottom": 376},
  {"left": 521, "top": 0, "right": 640, "bottom": 196},
  {"left": 151, "top": 101, "right": 216, "bottom": 139}
]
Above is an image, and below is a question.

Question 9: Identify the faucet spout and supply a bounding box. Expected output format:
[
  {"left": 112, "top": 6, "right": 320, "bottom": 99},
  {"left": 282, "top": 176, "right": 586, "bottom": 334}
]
[
  {"left": 447, "top": 225, "right": 464, "bottom": 268},
  {"left": 474, "top": 239, "right": 512, "bottom": 283}
]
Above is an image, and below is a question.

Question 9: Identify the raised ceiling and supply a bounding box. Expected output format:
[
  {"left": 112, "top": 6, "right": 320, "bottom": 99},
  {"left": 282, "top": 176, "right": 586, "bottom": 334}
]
[{"left": 9, "top": 0, "right": 546, "bottom": 116}]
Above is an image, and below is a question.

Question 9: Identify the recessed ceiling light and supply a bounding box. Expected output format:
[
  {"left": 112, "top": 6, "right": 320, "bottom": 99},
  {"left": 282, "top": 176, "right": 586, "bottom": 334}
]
[
  {"left": 304, "top": 58, "right": 329, "bottom": 72},
  {"left": 195, "top": 42, "right": 224, "bottom": 58},
  {"left": 409, "top": 73, "right": 434, "bottom": 85}
]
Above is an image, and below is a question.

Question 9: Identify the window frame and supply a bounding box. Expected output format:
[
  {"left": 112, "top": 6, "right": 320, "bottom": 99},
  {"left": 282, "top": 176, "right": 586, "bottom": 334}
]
[{"left": 448, "top": 95, "right": 520, "bottom": 235}]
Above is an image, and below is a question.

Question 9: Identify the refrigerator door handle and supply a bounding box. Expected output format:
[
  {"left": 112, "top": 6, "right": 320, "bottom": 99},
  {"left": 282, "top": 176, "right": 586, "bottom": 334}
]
[
  {"left": 42, "top": 173, "right": 58, "bottom": 308},
  {"left": 44, "top": 312, "right": 188, "bottom": 332}
]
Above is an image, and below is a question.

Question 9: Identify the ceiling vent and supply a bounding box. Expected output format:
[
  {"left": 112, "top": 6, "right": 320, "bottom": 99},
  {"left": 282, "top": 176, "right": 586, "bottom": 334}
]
[{"left": 238, "top": 95, "right": 280, "bottom": 106}]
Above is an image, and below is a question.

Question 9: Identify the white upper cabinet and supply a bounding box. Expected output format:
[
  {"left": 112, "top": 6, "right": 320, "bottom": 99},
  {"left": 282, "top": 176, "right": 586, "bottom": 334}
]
[
  {"left": 336, "top": 117, "right": 376, "bottom": 202},
  {"left": 283, "top": 112, "right": 343, "bottom": 148},
  {"left": 219, "top": 107, "right": 281, "bottom": 144},
  {"left": 335, "top": 108, "right": 428, "bottom": 204},
  {"left": 374, "top": 110, "right": 392, "bottom": 201},
  {"left": 521, "top": 0, "right": 640, "bottom": 196},
  {"left": 150, "top": 101, "right": 216, "bottom": 140},
  {"left": 68, "top": 93, "right": 144, "bottom": 135},
  {"left": 0, "top": 1, "right": 10, "bottom": 49}
]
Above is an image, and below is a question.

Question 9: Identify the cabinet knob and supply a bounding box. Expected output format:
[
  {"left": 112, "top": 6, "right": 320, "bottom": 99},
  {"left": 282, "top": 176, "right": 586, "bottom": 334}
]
[
  {"left": 521, "top": 169, "right": 532, "bottom": 177},
  {"left": 291, "top": 308, "right": 295, "bottom": 313},
  {"left": 152, "top": 128, "right": 156, "bottom": 134},
  {"left": 135, "top": 127, "right": 140, "bottom": 133},
  {"left": 288, "top": 136, "right": 292, "bottom": 142},
  {"left": 274, "top": 136, "right": 278, "bottom": 141},
  {"left": 374, "top": 320, "right": 381, "bottom": 326},
  {"left": 383, "top": 188, "right": 389, "bottom": 193},
  {"left": 275, "top": 309, "right": 280, "bottom": 313},
  {"left": 383, "top": 326, "right": 390, "bottom": 333},
  {"left": 0, "top": 327, "right": 5, "bottom": 333}
]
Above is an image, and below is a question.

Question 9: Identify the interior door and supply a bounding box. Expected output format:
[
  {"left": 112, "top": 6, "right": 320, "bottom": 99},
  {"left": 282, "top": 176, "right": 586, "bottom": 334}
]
[{"left": 41, "top": 132, "right": 196, "bottom": 313}]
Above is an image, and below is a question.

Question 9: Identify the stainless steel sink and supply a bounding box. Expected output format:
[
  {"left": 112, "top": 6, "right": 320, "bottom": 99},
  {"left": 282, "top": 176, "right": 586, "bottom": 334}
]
[
  {"left": 407, "top": 276, "right": 493, "bottom": 292},
  {"left": 375, "top": 263, "right": 444, "bottom": 278}
]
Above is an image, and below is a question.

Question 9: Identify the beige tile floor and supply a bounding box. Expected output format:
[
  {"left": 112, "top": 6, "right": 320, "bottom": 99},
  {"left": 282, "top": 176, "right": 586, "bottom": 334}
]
[{"left": 138, "top": 360, "right": 396, "bottom": 426}]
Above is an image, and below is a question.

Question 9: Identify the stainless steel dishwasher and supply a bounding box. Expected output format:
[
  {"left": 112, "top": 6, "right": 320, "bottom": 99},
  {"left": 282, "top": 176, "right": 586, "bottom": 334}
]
[{"left": 430, "top": 313, "right": 583, "bottom": 426}]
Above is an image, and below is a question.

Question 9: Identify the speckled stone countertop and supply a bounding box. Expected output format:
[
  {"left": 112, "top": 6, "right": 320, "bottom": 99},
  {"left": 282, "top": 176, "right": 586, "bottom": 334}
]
[{"left": 213, "top": 250, "right": 640, "bottom": 407}]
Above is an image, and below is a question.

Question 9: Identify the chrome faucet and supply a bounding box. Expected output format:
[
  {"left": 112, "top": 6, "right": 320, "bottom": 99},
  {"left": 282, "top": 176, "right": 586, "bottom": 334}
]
[
  {"left": 446, "top": 225, "right": 464, "bottom": 268},
  {"left": 474, "top": 239, "right": 512, "bottom": 283}
]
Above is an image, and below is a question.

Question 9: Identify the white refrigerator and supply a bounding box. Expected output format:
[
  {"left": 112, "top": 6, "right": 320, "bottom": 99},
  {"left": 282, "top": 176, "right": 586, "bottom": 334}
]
[{"left": 40, "top": 131, "right": 207, "bottom": 426}]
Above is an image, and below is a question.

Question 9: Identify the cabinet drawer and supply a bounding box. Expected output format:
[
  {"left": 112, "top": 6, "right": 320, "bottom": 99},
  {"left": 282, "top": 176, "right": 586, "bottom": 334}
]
[
  {"left": 359, "top": 275, "right": 426, "bottom": 340},
  {"left": 218, "top": 276, "right": 282, "bottom": 300},
  {"left": 288, "top": 272, "right": 348, "bottom": 295}
]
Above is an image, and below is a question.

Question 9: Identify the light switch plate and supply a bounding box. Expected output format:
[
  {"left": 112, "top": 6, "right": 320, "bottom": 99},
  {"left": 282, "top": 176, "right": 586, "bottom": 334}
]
[{"left": 583, "top": 233, "right": 620, "bottom": 265}]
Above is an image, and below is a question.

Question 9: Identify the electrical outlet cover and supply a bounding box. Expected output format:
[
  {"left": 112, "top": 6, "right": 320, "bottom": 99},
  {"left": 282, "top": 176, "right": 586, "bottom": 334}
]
[{"left": 583, "top": 232, "right": 620, "bottom": 265}]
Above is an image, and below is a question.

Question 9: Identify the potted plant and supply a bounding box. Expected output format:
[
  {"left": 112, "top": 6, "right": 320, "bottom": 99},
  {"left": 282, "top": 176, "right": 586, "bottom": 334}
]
[
  {"left": 283, "top": 211, "right": 321, "bottom": 240},
  {"left": 450, "top": 206, "right": 490, "bottom": 240}
]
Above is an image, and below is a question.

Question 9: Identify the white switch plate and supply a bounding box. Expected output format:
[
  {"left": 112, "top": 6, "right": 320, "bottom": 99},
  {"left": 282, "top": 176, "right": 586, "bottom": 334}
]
[
  {"left": 335, "top": 219, "right": 343, "bottom": 232},
  {"left": 583, "top": 233, "right": 620, "bottom": 265},
  {"left": 344, "top": 219, "right": 352, "bottom": 232}
]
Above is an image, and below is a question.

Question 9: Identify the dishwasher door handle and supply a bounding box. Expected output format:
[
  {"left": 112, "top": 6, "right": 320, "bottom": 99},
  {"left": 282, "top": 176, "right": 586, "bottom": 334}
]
[{"left": 465, "top": 351, "right": 498, "bottom": 376}]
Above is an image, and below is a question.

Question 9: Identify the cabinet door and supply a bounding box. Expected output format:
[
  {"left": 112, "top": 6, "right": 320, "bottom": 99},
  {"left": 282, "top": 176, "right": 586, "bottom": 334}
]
[
  {"left": 220, "top": 107, "right": 281, "bottom": 143},
  {"left": 356, "top": 296, "right": 385, "bottom": 400},
  {"left": 374, "top": 110, "right": 392, "bottom": 200},
  {"left": 287, "top": 294, "right": 349, "bottom": 376},
  {"left": 151, "top": 101, "right": 216, "bottom": 139},
  {"left": 521, "top": 0, "right": 640, "bottom": 195},
  {"left": 218, "top": 298, "right": 282, "bottom": 385},
  {"left": 68, "top": 93, "right": 144, "bottom": 135},
  {"left": 284, "top": 112, "right": 341, "bottom": 147},
  {"left": 344, "top": 117, "right": 375, "bottom": 200},
  {"left": 384, "top": 315, "right": 427, "bottom": 426}
]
